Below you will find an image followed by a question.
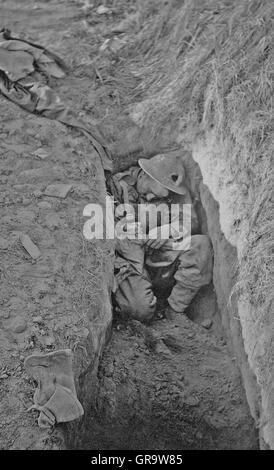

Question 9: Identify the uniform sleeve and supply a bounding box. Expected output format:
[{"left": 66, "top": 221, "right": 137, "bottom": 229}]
[
  {"left": 171, "top": 189, "right": 200, "bottom": 237},
  {"left": 112, "top": 166, "right": 140, "bottom": 204}
]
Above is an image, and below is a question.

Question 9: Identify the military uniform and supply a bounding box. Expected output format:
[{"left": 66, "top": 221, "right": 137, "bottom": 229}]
[{"left": 108, "top": 164, "right": 213, "bottom": 322}]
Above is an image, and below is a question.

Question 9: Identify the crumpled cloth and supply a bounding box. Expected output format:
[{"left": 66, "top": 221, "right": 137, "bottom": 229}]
[
  {"left": 0, "top": 32, "right": 67, "bottom": 81},
  {"left": 24, "top": 349, "right": 84, "bottom": 428},
  {"left": 0, "top": 29, "right": 112, "bottom": 171}
]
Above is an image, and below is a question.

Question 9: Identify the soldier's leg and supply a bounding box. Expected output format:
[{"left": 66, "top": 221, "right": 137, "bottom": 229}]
[
  {"left": 114, "top": 239, "right": 156, "bottom": 322},
  {"left": 168, "top": 234, "right": 213, "bottom": 313},
  {"left": 114, "top": 271, "right": 157, "bottom": 322}
]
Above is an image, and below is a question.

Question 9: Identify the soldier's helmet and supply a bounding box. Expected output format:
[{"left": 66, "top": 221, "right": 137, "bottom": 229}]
[{"left": 138, "top": 153, "right": 187, "bottom": 195}]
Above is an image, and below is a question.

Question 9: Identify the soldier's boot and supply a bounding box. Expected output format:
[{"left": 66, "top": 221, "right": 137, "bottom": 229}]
[{"left": 165, "top": 286, "right": 198, "bottom": 320}]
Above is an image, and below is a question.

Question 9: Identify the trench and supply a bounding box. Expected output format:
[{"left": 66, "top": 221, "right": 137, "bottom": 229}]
[{"left": 66, "top": 149, "right": 260, "bottom": 450}]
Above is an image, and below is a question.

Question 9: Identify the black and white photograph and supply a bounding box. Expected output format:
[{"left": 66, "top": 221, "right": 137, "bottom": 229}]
[{"left": 0, "top": 0, "right": 273, "bottom": 457}]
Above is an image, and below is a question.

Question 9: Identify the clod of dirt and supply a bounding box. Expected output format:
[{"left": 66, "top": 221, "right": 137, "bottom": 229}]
[
  {"left": 18, "top": 168, "right": 62, "bottom": 184},
  {"left": 0, "top": 237, "right": 9, "bottom": 250},
  {"left": 2, "top": 311, "right": 11, "bottom": 320},
  {"left": 43, "top": 336, "right": 55, "bottom": 347},
  {"left": 201, "top": 319, "right": 213, "bottom": 329},
  {"left": 32, "top": 190, "right": 43, "bottom": 198},
  {"left": 32, "top": 316, "right": 44, "bottom": 325},
  {"left": 96, "top": 5, "right": 110, "bottom": 15},
  {"left": 19, "top": 233, "right": 41, "bottom": 260},
  {"left": 10, "top": 316, "right": 27, "bottom": 334},
  {"left": 44, "top": 214, "right": 62, "bottom": 230},
  {"left": 33, "top": 148, "right": 49, "bottom": 160},
  {"left": 44, "top": 184, "right": 72, "bottom": 199},
  {"left": 37, "top": 201, "right": 52, "bottom": 210},
  {"left": 22, "top": 198, "right": 32, "bottom": 206}
]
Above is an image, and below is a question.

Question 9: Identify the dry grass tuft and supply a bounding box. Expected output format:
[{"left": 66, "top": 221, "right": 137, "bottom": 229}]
[{"left": 121, "top": 0, "right": 274, "bottom": 325}]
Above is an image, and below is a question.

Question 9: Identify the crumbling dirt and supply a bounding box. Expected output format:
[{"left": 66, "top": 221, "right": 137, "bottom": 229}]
[
  {"left": 73, "top": 313, "right": 258, "bottom": 450},
  {"left": 0, "top": 0, "right": 114, "bottom": 449},
  {"left": 0, "top": 0, "right": 259, "bottom": 450},
  {"left": 0, "top": 104, "right": 110, "bottom": 448}
]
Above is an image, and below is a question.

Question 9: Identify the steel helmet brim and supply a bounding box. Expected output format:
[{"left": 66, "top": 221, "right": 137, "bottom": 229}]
[{"left": 138, "top": 157, "right": 187, "bottom": 195}]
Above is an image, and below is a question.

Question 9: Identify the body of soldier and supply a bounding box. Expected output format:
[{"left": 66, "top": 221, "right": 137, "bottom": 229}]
[{"left": 109, "top": 155, "right": 213, "bottom": 322}]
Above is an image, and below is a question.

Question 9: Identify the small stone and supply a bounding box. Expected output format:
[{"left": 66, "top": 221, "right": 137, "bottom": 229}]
[
  {"left": 111, "top": 12, "right": 139, "bottom": 34},
  {"left": 154, "top": 339, "right": 172, "bottom": 356},
  {"left": 44, "top": 336, "right": 55, "bottom": 347},
  {"left": 0, "top": 374, "right": 9, "bottom": 379},
  {"left": 0, "top": 237, "right": 9, "bottom": 250},
  {"left": 22, "top": 198, "right": 31, "bottom": 206},
  {"left": 183, "top": 396, "right": 200, "bottom": 406},
  {"left": 96, "top": 5, "right": 110, "bottom": 14},
  {"left": 37, "top": 201, "right": 52, "bottom": 209},
  {"left": 33, "top": 190, "right": 43, "bottom": 198},
  {"left": 44, "top": 184, "right": 72, "bottom": 199},
  {"left": 19, "top": 167, "right": 61, "bottom": 183},
  {"left": 81, "top": 1, "right": 94, "bottom": 14},
  {"left": 20, "top": 233, "right": 41, "bottom": 260},
  {"left": 44, "top": 214, "right": 61, "bottom": 230},
  {"left": 1, "top": 311, "right": 10, "bottom": 319},
  {"left": 33, "top": 148, "right": 49, "bottom": 160},
  {"left": 33, "top": 315, "right": 43, "bottom": 324},
  {"left": 81, "top": 327, "right": 89, "bottom": 338},
  {"left": 7, "top": 296, "right": 23, "bottom": 309},
  {"left": 11, "top": 316, "right": 27, "bottom": 334},
  {"left": 25, "top": 128, "right": 36, "bottom": 137},
  {"left": 201, "top": 319, "right": 213, "bottom": 330}
]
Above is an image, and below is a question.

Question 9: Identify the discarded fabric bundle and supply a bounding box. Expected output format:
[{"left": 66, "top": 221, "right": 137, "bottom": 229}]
[
  {"left": 0, "top": 28, "right": 112, "bottom": 171},
  {"left": 24, "top": 349, "right": 84, "bottom": 428},
  {"left": 0, "top": 28, "right": 67, "bottom": 81}
]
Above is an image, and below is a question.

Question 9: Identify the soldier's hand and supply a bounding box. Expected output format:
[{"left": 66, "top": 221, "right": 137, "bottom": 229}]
[{"left": 144, "top": 238, "right": 169, "bottom": 250}]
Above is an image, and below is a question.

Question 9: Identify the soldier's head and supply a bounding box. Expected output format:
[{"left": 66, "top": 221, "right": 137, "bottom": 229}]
[
  {"left": 138, "top": 153, "right": 187, "bottom": 201},
  {"left": 136, "top": 170, "right": 169, "bottom": 201}
]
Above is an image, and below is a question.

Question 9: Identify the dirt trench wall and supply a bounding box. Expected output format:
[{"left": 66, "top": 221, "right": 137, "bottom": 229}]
[
  {"left": 65, "top": 140, "right": 259, "bottom": 450},
  {"left": 199, "top": 183, "right": 260, "bottom": 420},
  {"left": 192, "top": 136, "right": 271, "bottom": 449},
  {"left": 63, "top": 132, "right": 262, "bottom": 451}
]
